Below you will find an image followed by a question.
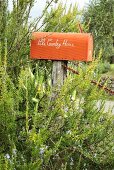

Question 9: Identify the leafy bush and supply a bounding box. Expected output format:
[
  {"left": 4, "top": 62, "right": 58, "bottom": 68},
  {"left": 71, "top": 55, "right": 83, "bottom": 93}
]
[
  {"left": 1, "top": 1, "right": 114, "bottom": 169},
  {"left": 1, "top": 60, "right": 114, "bottom": 170},
  {"left": 96, "top": 61, "right": 111, "bottom": 74}
]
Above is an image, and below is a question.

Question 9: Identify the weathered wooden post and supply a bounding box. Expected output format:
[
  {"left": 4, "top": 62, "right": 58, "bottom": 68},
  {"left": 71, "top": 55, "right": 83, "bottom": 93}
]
[
  {"left": 51, "top": 60, "right": 67, "bottom": 98},
  {"left": 52, "top": 60, "right": 67, "bottom": 88},
  {"left": 30, "top": 32, "right": 93, "bottom": 92}
]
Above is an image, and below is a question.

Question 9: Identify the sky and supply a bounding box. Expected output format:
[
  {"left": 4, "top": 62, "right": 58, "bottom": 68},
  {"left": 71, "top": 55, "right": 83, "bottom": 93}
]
[{"left": 30, "top": 0, "right": 90, "bottom": 19}]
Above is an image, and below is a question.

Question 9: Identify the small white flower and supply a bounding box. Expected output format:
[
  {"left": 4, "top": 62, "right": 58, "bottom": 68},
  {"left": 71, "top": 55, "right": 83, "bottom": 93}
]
[
  {"left": 94, "top": 153, "right": 97, "bottom": 157},
  {"left": 66, "top": 130, "right": 71, "bottom": 135},
  {"left": 5, "top": 154, "right": 10, "bottom": 159},
  {"left": 39, "top": 148, "right": 45, "bottom": 155},
  {"left": 64, "top": 107, "right": 68, "bottom": 113},
  {"left": 70, "top": 157, "right": 74, "bottom": 166}
]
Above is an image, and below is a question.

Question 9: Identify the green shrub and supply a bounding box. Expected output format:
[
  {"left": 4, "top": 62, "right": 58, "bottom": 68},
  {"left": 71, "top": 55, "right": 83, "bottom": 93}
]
[
  {"left": 97, "top": 61, "right": 111, "bottom": 74},
  {"left": 1, "top": 61, "right": 114, "bottom": 170}
]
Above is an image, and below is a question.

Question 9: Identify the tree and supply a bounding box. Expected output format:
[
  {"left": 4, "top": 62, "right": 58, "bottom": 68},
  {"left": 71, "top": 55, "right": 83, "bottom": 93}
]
[{"left": 83, "top": 0, "right": 114, "bottom": 60}]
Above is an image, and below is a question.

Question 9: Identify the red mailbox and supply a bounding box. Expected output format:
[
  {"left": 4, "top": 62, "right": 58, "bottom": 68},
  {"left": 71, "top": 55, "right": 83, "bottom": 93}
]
[{"left": 30, "top": 32, "right": 93, "bottom": 61}]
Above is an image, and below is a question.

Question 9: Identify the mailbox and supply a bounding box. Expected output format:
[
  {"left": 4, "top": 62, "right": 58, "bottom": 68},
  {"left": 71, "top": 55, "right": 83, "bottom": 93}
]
[{"left": 30, "top": 32, "right": 93, "bottom": 61}]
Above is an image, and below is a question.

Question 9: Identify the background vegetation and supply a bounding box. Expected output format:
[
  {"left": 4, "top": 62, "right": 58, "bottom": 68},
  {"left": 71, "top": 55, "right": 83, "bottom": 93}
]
[{"left": 0, "top": 0, "right": 114, "bottom": 169}]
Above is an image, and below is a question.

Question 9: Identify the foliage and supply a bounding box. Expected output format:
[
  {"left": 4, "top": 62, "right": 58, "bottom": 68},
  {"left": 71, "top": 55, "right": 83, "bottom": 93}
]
[
  {"left": 1, "top": 58, "right": 114, "bottom": 169},
  {"left": 0, "top": 0, "right": 114, "bottom": 170},
  {"left": 43, "top": 2, "right": 81, "bottom": 33},
  {"left": 0, "top": 66, "right": 16, "bottom": 155},
  {"left": 0, "top": 0, "right": 34, "bottom": 65},
  {"left": 0, "top": 0, "right": 56, "bottom": 80},
  {"left": 96, "top": 61, "right": 110, "bottom": 74},
  {"left": 83, "top": 0, "right": 114, "bottom": 60}
]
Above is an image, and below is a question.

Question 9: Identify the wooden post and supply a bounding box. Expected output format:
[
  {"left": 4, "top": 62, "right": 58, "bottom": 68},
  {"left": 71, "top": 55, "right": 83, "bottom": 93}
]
[{"left": 52, "top": 60, "right": 67, "bottom": 95}]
